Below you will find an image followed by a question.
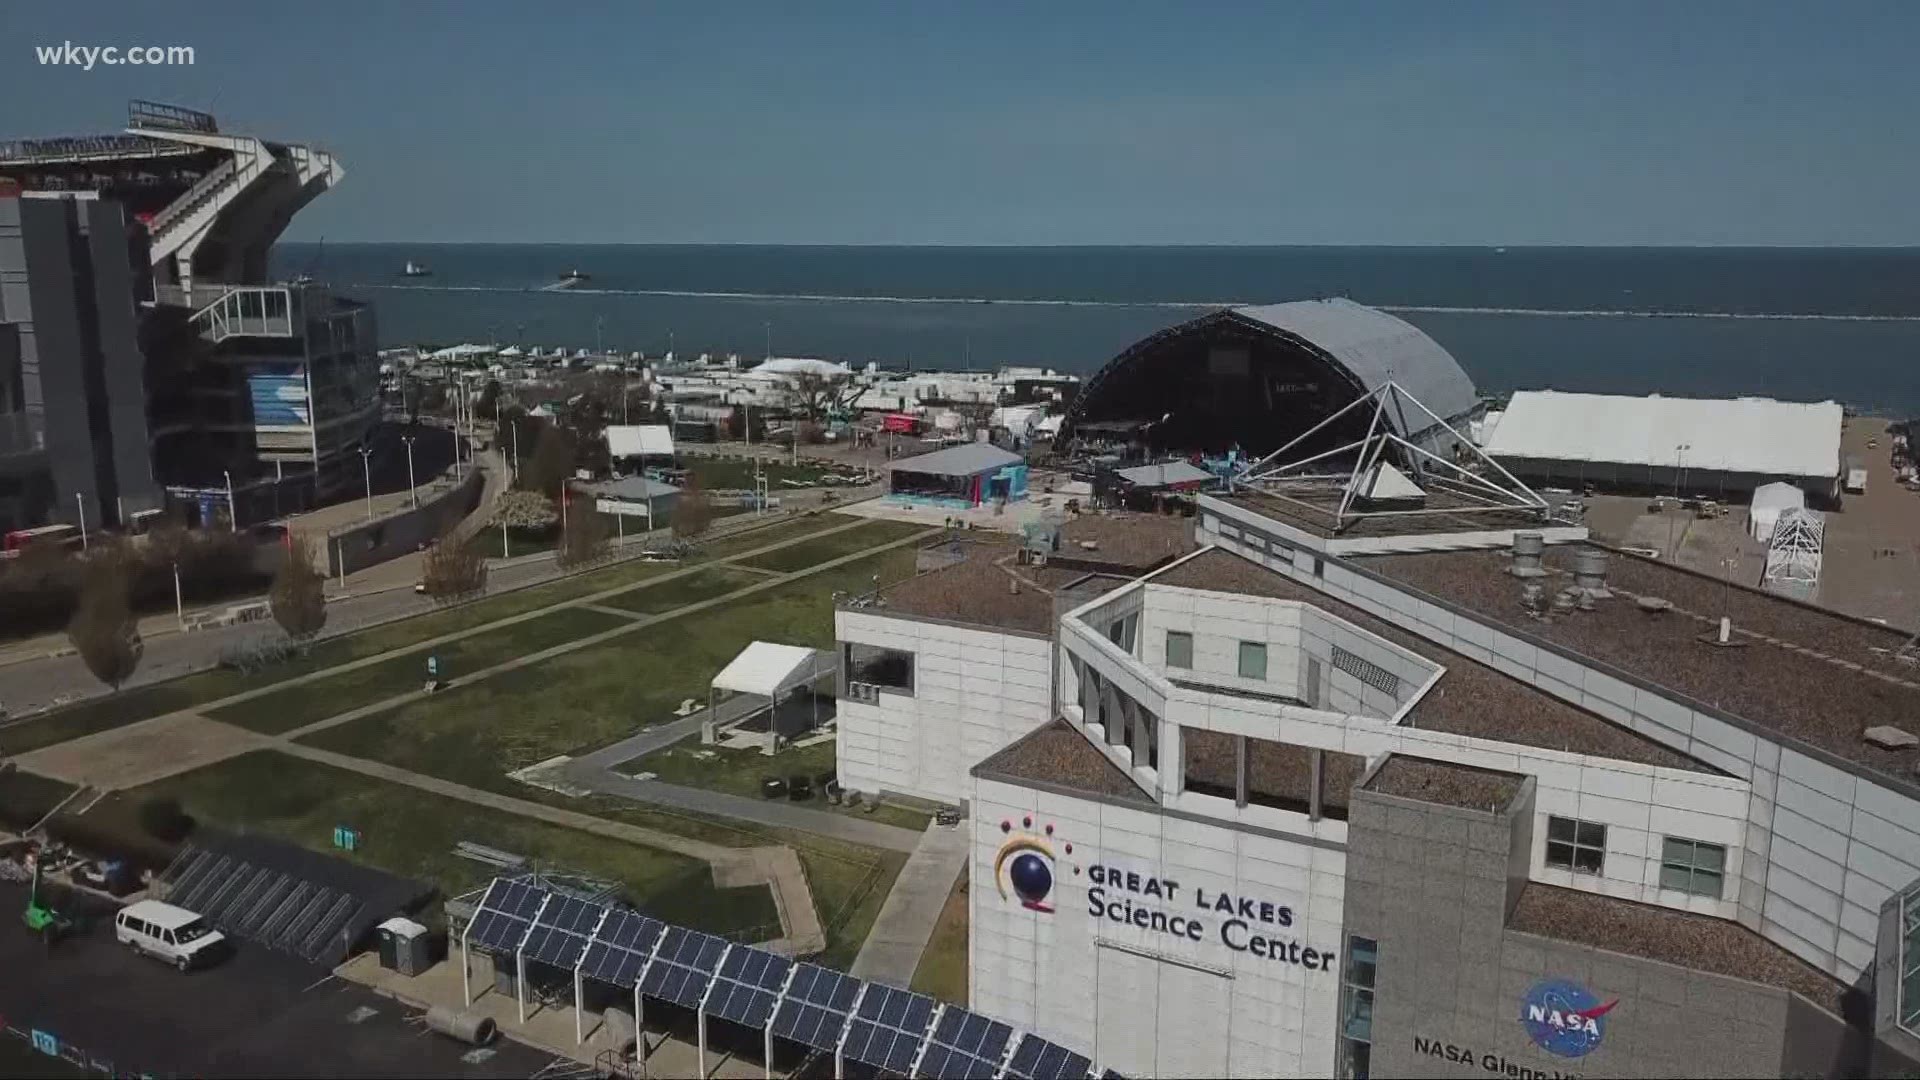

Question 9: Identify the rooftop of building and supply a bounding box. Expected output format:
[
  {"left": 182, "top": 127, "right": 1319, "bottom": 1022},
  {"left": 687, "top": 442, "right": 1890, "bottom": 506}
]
[
  {"left": 1508, "top": 883, "right": 1848, "bottom": 1016},
  {"left": 1364, "top": 755, "right": 1525, "bottom": 813},
  {"left": 1054, "top": 512, "right": 1196, "bottom": 573},
  {"left": 1217, "top": 486, "right": 1558, "bottom": 541},
  {"left": 863, "top": 537, "right": 1131, "bottom": 634},
  {"left": 1150, "top": 549, "right": 1708, "bottom": 772},
  {"left": 1360, "top": 543, "right": 1920, "bottom": 778},
  {"left": 973, "top": 717, "right": 1154, "bottom": 804}
]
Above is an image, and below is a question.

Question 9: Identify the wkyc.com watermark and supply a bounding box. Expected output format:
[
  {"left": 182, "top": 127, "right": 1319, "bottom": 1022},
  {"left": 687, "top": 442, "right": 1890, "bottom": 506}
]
[{"left": 37, "top": 42, "right": 196, "bottom": 70}]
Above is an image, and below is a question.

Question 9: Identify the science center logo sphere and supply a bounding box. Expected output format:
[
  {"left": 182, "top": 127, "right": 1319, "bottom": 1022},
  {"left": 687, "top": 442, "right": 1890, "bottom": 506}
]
[
  {"left": 1519, "top": 978, "right": 1618, "bottom": 1059},
  {"left": 995, "top": 817, "right": 1071, "bottom": 913},
  {"left": 1008, "top": 851, "right": 1053, "bottom": 906}
]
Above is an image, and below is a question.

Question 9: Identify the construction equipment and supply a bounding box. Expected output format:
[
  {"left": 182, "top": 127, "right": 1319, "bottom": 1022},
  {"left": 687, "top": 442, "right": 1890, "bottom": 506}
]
[{"left": 23, "top": 858, "right": 74, "bottom": 942}]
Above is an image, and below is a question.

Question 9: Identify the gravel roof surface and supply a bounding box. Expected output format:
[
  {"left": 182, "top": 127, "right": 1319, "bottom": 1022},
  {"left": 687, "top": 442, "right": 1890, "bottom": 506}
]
[
  {"left": 1151, "top": 550, "right": 1706, "bottom": 771},
  {"left": 871, "top": 539, "right": 1128, "bottom": 634},
  {"left": 1219, "top": 489, "right": 1552, "bottom": 539},
  {"left": 1366, "top": 755, "right": 1524, "bottom": 812},
  {"left": 1509, "top": 883, "right": 1846, "bottom": 1015},
  {"left": 973, "top": 718, "right": 1154, "bottom": 804},
  {"left": 1056, "top": 512, "right": 1196, "bottom": 571},
  {"left": 1363, "top": 544, "right": 1920, "bottom": 777}
]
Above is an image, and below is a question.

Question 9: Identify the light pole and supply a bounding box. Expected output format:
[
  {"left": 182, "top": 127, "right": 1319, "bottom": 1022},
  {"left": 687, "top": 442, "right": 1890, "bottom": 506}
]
[
  {"left": 402, "top": 435, "right": 419, "bottom": 509},
  {"left": 1673, "top": 443, "right": 1691, "bottom": 498},
  {"left": 510, "top": 419, "right": 521, "bottom": 482},
  {"left": 224, "top": 469, "right": 236, "bottom": 532},
  {"left": 764, "top": 320, "right": 772, "bottom": 360},
  {"left": 359, "top": 446, "right": 375, "bottom": 520},
  {"left": 73, "top": 493, "right": 88, "bottom": 551},
  {"left": 172, "top": 561, "right": 185, "bottom": 630}
]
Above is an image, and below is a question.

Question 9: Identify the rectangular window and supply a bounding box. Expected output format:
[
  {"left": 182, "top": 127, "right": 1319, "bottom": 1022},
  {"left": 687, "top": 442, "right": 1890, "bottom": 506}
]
[
  {"left": 1339, "top": 935, "right": 1377, "bottom": 1079},
  {"left": 1659, "top": 837, "right": 1726, "bottom": 898},
  {"left": 1238, "top": 641, "right": 1268, "bottom": 680},
  {"left": 846, "top": 642, "right": 914, "bottom": 696},
  {"left": 1545, "top": 816, "right": 1606, "bottom": 874},
  {"left": 1165, "top": 631, "right": 1194, "bottom": 669}
]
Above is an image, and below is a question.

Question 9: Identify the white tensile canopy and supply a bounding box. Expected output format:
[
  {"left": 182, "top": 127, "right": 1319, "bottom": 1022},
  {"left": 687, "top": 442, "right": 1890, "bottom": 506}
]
[
  {"left": 706, "top": 642, "right": 834, "bottom": 753},
  {"left": 606, "top": 424, "right": 675, "bottom": 459}
]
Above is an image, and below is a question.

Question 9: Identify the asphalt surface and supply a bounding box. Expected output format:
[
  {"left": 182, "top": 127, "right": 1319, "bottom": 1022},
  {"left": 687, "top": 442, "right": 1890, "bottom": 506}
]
[{"left": 0, "top": 882, "right": 566, "bottom": 1079}]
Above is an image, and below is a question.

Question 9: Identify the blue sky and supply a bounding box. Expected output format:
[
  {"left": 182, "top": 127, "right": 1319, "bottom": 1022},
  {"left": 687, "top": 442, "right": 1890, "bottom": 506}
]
[{"left": 5, "top": 1, "right": 1917, "bottom": 245}]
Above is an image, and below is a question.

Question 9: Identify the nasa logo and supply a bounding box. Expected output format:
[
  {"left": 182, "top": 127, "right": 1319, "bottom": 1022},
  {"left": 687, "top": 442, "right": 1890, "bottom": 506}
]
[
  {"left": 1518, "top": 978, "right": 1617, "bottom": 1059},
  {"left": 994, "top": 817, "right": 1074, "bottom": 913}
]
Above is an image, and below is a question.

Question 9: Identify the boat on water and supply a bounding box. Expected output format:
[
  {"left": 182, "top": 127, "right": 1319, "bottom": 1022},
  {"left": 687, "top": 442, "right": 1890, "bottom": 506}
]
[
  {"left": 400, "top": 260, "right": 431, "bottom": 277},
  {"left": 545, "top": 268, "right": 591, "bottom": 291}
]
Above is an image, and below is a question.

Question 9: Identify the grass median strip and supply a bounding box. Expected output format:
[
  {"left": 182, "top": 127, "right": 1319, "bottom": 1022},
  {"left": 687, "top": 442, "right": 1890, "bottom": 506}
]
[
  {"left": 120, "top": 751, "right": 780, "bottom": 937},
  {"left": 737, "top": 520, "right": 926, "bottom": 575},
  {"left": 600, "top": 566, "right": 764, "bottom": 615},
  {"left": 207, "top": 607, "right": 633, "bottom": 735}
]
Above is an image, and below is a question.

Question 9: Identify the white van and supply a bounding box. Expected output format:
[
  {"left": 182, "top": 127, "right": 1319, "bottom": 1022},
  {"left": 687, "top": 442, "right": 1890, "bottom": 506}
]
[{"left": 114, "top": 899, "right": 228, "bottom": 971}]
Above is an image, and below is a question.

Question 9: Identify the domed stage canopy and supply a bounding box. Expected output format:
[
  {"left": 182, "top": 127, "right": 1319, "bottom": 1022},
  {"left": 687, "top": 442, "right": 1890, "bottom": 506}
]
[{"left": 1058, "top": 298, "right": 1480, "bottom": 458}]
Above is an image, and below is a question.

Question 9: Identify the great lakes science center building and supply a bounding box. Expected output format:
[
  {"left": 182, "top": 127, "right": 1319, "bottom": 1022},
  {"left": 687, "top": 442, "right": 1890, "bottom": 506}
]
[{"left": 830, "top": 310, "right": 1920, "bottom": 1080}]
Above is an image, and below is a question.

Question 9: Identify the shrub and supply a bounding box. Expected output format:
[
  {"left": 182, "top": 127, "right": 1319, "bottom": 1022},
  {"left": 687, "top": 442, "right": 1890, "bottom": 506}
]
[
  {"left": 137, "top": 796, "right": 195, "bottom": 844},
  {"left": 68, "top": 550, "right": 141, "bottom": 692},
  {"left": 268, "top": 538, "right": 327, "bottom": 641}
]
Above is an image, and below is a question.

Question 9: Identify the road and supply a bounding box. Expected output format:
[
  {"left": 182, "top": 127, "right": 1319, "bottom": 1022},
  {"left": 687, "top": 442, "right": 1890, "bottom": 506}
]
[{"left": 0, "top": 881, "right": 565, "bottom": 1079}]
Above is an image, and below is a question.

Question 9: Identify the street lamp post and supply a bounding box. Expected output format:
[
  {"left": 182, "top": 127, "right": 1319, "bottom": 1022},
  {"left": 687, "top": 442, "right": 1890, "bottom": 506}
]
[
  {"left": 510, "top": 419, "right": 520, "bottom": 482},
  {"left": 73, "top": 493, "right": 88, "bottom": 551},
  {"left": 172, "top": 561, "right": 185, "bottom": 630},
  {"left": 764, "top": 320, "right": 772, "bottom": 360},
  {"left": 402, "top": 435, "right": 419, "bottom": 509},
  {"left": 224, "top": 469, "right": 236, "bottom": 532},
  {"left": 360, "top": 446, "right": 375, "bottom": 521}
]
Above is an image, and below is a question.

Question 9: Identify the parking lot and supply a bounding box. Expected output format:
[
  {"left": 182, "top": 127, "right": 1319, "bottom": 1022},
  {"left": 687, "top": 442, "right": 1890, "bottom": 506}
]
[{"left": 0, "top": 882, "right": 565, "bottom": 1078}]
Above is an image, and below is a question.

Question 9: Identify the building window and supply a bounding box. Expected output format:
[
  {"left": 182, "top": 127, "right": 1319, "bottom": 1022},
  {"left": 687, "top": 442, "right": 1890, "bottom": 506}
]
[
  {"left": 1165, "top": 631, "right": 1193, "bottom": 669},
  {"left": 845, "top": 642, "right": 914, "bottom": 696},
  {"left": 1545, "top": 816, "right": 1606, "bottom": 874},
  {"left": 1901, "top": 884, "right": 1920, "bottom": 1036},
  {"left": 1340, "top": 935, "right": 1376, "bottom": 1079},
  {"left": 1238, "top": 641, "right": 1268, "bottom": 680},
  {"left": 1659, "top": 837, "right": 1726, "bottom": 898},
  {"left": 1106, "top": 613, "right": 1137, "bottom": 653}
]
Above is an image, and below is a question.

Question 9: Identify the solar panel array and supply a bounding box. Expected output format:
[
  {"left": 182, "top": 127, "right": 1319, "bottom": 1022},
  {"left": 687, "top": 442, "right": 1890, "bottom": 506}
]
[
  {"left": 1004, "top": 1033, "right": 1094, "bottom": 1080},
  {"left": 465, "top": 877, "right": 543, "bottom": 953},
  {"left": 460, "top": 876, "right": 1119, "bottom": 1079},
  {"left": 705, "top": 946, "right": 793, "bottom": 1029},
  {"left": 918, "top": 1006, "right": 1017, "bottom": 1080},
  {"left": 639, "top": 926, "right": 729, "bottom": 1008},
  {"left": 770, "top": 963, "right": 863, "bottom": 1052},
  {"left": 843, "top": 984, "right": 938, "bottom": 1074}
]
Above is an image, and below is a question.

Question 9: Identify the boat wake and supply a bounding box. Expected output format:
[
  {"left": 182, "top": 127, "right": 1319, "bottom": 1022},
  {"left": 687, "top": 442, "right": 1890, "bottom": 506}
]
[{"left": 347, "top": 283, "right": 1920, "bottom": 322}]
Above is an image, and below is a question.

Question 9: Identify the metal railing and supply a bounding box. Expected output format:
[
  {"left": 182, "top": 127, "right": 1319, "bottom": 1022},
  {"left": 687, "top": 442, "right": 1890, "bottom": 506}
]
[
  {"left": 191, "top": 286, "right": 298, "bottom": 341},
  {"left": 128, "top": 100, "right": 219, "bottom": 134},
  {"left": 147, "top": 156, "right": 246, "bottom": 237},
  {"left": 0, "top": 132, "right": 186, "bottom": 164}
]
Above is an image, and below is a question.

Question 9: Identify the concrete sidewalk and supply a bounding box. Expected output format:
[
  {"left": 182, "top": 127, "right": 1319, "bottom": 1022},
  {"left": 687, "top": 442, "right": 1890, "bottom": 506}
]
[{"left": 850, "top": 819, "right": 971, "bottom": 985}]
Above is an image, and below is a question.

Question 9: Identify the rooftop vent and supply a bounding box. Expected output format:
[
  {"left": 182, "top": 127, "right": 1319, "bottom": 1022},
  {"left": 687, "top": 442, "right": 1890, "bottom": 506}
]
[
  {"left": 1509, "top": 532, "right": 1547, "bottom": 579},
  {"left": 1636, "top": 596, "right": 1674, "bottom": 614},
  {"left": 1572, "top": 548, "right": 1612, "bottom": 599}
]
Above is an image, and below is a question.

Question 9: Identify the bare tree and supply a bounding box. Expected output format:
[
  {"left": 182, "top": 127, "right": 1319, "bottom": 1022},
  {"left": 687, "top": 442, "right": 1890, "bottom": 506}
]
[
  {"left": 68, "top": 550, "right": 142, "bottom": 692},
  {"left": 268, "top": 537, "right": 327, "bottom": 641},
  {"left": 673, "top": 475, "right": 715, "bottom": 539},
  {"left": 785, "top": 371, "right": 852, "bottom": 421},
  {"left": 557, "top": 507, "right": 612, "bottom": 570},
  {"left": 420, "top": 535, "right": 488, "bottom": 602},
  {"left": 520, "top": 424, "right": 575, "bottom": 496}
]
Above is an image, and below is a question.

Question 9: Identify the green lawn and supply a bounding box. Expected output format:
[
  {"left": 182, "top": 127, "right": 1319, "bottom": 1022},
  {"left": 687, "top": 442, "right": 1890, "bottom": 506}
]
[
  {"left": 466, "top": 524, "right": 560, "bottom": 560},
  {"left": 0, "top": 768, "right": 78, "bottom": 830},
  {"left": 909, "top": 869, "right": 970, "bottom": 1004},
  {"left": 689, "top": 513, "right": 849, "bottom": 561},
  {"left": 689, "top": 459, "right": 835, "bottom": 490},
  {"left": 207, "top": 606, "right": 634, "bottom": 735},
  {"left": 625, "top": 737, "right": 932, "bottom": 833},
  {"left": 300, "top": 548, "right": 919, "bottom": 789},
  {"left": 737, "top": 520, "right": 930, "bottom": 574},
  {"left": 599, "top": 566, "right": 764, "bottom": 615},
  {"left": 124, "top": 751, "right": 781, "bottom": 939}
]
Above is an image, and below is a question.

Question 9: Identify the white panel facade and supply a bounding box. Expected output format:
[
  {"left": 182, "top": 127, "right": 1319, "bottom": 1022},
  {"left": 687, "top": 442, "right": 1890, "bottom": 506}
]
[
  {"left": 971, "top": 777, "right": 1346, "bottom": 1079},
  {"left": 835, "top": 610, "right": 1052, "bottom": 805}
]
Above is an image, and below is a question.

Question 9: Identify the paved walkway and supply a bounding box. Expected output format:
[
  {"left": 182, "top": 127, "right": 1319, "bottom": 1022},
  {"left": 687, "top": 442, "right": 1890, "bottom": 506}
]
[
  {"left": 559, "top": 762, "right": 923, "bottom": 854},
  {"left": 850, "top": 820, "right": 971, "bottom": 985}
]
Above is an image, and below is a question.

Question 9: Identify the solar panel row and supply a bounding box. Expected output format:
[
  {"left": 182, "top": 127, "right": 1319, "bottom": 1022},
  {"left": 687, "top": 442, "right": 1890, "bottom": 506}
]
[{"left": 461, "top": 879, "right": 1119, "bottom": 1080}]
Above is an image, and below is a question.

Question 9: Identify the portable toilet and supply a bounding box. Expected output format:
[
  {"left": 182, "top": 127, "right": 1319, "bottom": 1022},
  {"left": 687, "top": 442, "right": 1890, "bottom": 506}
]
[{"left": 377, "top": 916, "right": 432, "bottom": 976}]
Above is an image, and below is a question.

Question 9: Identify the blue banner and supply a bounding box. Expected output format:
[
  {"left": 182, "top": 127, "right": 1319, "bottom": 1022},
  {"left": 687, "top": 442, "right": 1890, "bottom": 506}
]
[{"left": 247, "top": 367, "right": 310, "bottom": 426}]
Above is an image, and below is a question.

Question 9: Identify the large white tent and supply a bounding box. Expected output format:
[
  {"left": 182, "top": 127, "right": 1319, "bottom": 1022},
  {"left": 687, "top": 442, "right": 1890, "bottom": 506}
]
[
  {"left": 605, "top": 424, "right": 675, "bottom": 460},
  {"left": 1484, "top": 391, "right": 1844, "bottom": 496}
]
